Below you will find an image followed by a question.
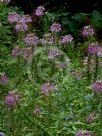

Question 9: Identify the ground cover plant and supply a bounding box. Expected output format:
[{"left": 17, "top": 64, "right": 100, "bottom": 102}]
[{"left": 0, "top": 3, "right": 102, "bottom": 136}]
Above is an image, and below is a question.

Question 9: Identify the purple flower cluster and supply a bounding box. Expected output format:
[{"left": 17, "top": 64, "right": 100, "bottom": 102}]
[
  {"left": 21, "top": 14, "right": 32, "bottom": 23},
  {"left": 24, "top": 33, "right": 39, "bottom": 46},
  {"left": 87, "top": 42, "right": 100, "bottom": 54},
  {"left": 60, "top": 34, "right": 73, "bottom": 44},
  {"left": 81, "top": 25, "right": 95, "bottom": 37},
  {"left": 7, "top": 12, "right": 20, "bottom": 23},
  {"left": 75, "top": 130, "right": 91, "bottom": 136},
  {"left": 40, "top": 33, "right": 55, "bottom": 45},
  {"left": 4, "top": 91, "right": 19, "bottom": 107},
  {"left": 41, "top": 83, "right": 54, "bottom": 95},
  {"left": 0, "top": 73, "right": 8, "bottom": 84},
  {"left": 8, "top": 12, "right": 32, "bottom": 32},
  {"left": 34, "top": 107, "right": 41, "bottom": 113},
  {"left": 50, "top": 22, "right": 61, "bottom": 32},
  {"left": 15, "top": 22, "right": 28, "bottom": 32},
  {"left": 48, "top": 48, "right": 60, "bottom": 59},
  {"left": 20, "top": 47, "right": 32, "bottom": 59},
  {"left": 11, "top": 46, "right": 20, "bottom": 57},
  {"left": 92, "top": 80, "right": 102, "bottom": 93},
  {"left": 35, "top": 6, "right": 45, "bottom": 16}
]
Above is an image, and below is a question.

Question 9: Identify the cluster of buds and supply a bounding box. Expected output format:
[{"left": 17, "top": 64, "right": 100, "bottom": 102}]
[
  {"left": 4, "top": 91, "right": 20, "bottom": 108},
  {"left": 75, "top": 130, "right": 91, "bottom": 136}
]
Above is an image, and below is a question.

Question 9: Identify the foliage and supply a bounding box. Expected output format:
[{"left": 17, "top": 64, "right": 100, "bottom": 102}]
[{"left": 0, "top": 3, "right": 102, "bottom": 136}]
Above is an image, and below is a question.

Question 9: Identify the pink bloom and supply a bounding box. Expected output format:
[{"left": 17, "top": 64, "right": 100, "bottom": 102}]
[
  {"left": 81, "top": 25, "right": 95, "bottom": 37},
  {"left": 15, "top": 22, "right": 28, "bottom": 32},
  {"left": 21, "top": 14, "right": 32, "bottom": 23},
  {"left": 35, "top": 6, "right": 45, "bottom": 16},
  {"left": 40, "top": 33, "right": 55, "bottom": 45},
  {"left": 4, "top": 91, "right": 20, "bottom": 107},
  {"left": 24, "top": 33, "right": 39, "bottom": 46},
  {"left": 20, "top": 47, "right": 32, "bottom": 59},
  {"left": 75, "top": 130, "right": 91, "bottom": 136},
  {"left": 41, "top": 83, "right": 54, "bottom": 95},
  {"left": 11, "top": 46, "right": 20, "bottom": 57},
  {"left": 92, "top": 80, "right": 102, "bottom": 93},
  {"left": 34, "top": 107, "right": 41, "bottom": 113},
  {"left": 0, "top": 73, "right": 8, "bottom": 84},
  {"left": 87, "top": 42, "right": 100, "bottom": 54},
  {"left": 50, "top": 22, "right": 61, "bottom": 32},
  {"left": 7, "top": 12, "right": 20, "bottom": 23},
  {"left": 60, "top": 34, "right": 73, "bottom": 44},
  {"left": 48, "top": 48, "right": 60, "bottom": 59}
]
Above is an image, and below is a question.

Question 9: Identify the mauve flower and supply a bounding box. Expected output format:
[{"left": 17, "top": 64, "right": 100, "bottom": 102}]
[
  {"left": 34, "top": 107, "right": 41, "bottom": 113},
  {"left": 15, "top": 22, "right": 28, "bottom": 32},
  {"left": 35, "top": 6, "right": 45, "bottom": 16},
  {"left": 7, "top": 12, "right": 20, "bottom": 23},
  {"left": 87, "top": 42, "right": 100, "bottom": 54},
  {"left": 60, "top": 34, "right": 73, "bottom": 44},
  {"left": 91, "top": 80, "right": 102, "bottom": 93},
  {"left": 50, "top": 22, "right": 61, "bottom": 32},
  {"left": 48, "top": 48, "right": 60, "bottom": 59},
  {"left": 75, "top": 130, "right": 91, "bottom": 136},
  {"left": 20, "top": 47, "right": 32, "bottom": 59},
  {"left": 0, "top": 73, "right": 8, "bottom": 84},
  {"left": 40, "top": 33, "right": 55, "bottom": 45},
  {"left": 11, "top": 46, "right": 20, "bottom": 57},
  {"left": 4, "top": 91, "right": 19, "bottom": 107},
  {"left": 41, "top": 83, "right": 54, "bottom": 95},
  {"left": 24, "top": 33, "right": 39, "bottom": 46},
  {"left": 81, "top": 25, "right": 95, "bottom": 37},
  {"left": 21, "top": 14, "right": 32, "bottom": 23}
]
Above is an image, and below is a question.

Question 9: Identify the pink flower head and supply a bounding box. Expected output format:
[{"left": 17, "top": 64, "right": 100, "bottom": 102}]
[
  {"left": 40, "top": 33, "right": 55, "bottom": 45},
  {"left": 24, "top": 33, "right": 39, "bottom": 46},
  {"left": 15, "top": 22, "right": 28, "bottom": 32},
  {"left": 21, "top": 14, "right": 32, "bottom": 23},
  {"left": 41, "top": 83, "right": 54, "bottom": 95},
  {"left": 81, "top": 25, "right": 95, "bottom": 37},
  {"left": 60, "top": 34, "right": 73, "bottom": 44},
  {"left": 34, "top": 107, "right": 41, "bottom": 113},
  {"left": 11, "top": 46, "right": 20, "bottom": 57},
  {"left": 7, "top": 12, "right": 20, "bottom": 23},
  {"left": 48, "top": 48, "right": 60, "bottom": 59},
  {"left": 4, "top": 91, "right": 20, "bottom": 107},
  {"left": 35, "top": 6, "right": 45, "bottom": 16},
  {"left": 20, "top": 47, "right": 32, "bottom": 59},
  {"left": 92, "top": 80, "right": 102, "bottom": 93},
  {"left": 50, "top": 22, "right": 61, "bottom": 32},
  {"left": 75, "top": 130, "right": 91, "bottom": 136},
  {"left": 0, "top": 73, "right": 8, "bottom": 84},
  {"left": 87, "top": 42, "right": 100, "bottom": 54}
]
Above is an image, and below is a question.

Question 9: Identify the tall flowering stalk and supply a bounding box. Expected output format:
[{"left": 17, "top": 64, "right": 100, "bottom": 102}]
[
  {"left": 59, "top": 34, "right": 74, "bottom": 57},
  {"left": 87, "top": 42, "right": 100, "bottom": 81}
]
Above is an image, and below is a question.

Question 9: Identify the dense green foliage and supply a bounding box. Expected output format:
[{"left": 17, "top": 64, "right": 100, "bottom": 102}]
[{"left": 0, "top": 3, "right": 102, "bottom": 136}]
